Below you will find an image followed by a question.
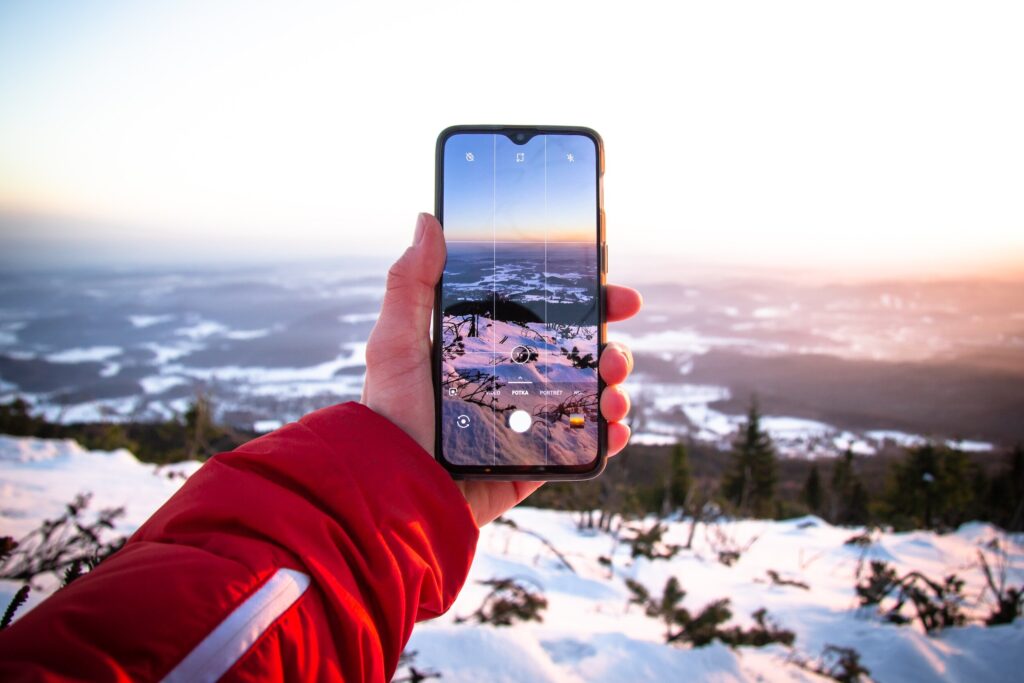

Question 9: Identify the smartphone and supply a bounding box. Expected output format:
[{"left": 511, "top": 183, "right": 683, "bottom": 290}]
[{"left": 433, "top": 125, "right": 606, "bottom": 480}]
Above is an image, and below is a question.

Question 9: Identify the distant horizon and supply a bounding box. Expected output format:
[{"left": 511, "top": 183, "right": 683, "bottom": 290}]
[
  {"left": 2, "top": 3, "right": 1021, "bottom": 285},
  {"left": 1, "top": 238, "right": 1022, "bottom": 288}
]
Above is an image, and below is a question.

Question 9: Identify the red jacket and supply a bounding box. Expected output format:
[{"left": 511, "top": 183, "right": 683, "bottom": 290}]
[{"left": 0, "top": 402, "right": 480, "bottom": 682}]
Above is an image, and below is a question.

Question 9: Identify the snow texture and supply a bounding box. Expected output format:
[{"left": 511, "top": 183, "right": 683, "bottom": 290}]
[{"left": 1, "top": 436, "right": 1022, "bottom": 681}]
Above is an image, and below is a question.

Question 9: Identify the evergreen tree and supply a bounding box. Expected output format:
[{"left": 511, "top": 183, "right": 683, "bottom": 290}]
[
  {"left": 885, "top": 443, "right": 977, "bottom": 529},
  {"left": 802, "top": 464, "right": 823, "bottom": 515},
  {"left": 988, "top": 445, "right": 1024, "bottom": 531},
  {"left": 847, "top": 480, "right": 870, "bottom": 526},
  {"left": 1008, "top": 445, "right": 1024, "bottom": 531},
  {"left": 722, "top": 398, "right": 777, "bottom": 518},
  {"left": 184, "top": 394, "right": 224, "bottom": 461},
  {"left": 664, "top": 442, "right": 692, "bottom": 514},
  {"left": 829, "top": 448, "right": 870, "bottom": 526}
]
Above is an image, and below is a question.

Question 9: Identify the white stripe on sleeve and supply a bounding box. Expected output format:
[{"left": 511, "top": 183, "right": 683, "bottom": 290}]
[{"left": 161, "top": 568, "right": 311, "bottom": 683}]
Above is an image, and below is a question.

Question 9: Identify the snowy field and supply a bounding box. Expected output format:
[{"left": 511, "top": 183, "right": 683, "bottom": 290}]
[{"left": 2, "top": 436, "right": 1022, "bottom": 681}]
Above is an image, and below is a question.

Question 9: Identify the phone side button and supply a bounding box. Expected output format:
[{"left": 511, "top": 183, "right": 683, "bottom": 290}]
[{"left": 602, "top": 243, "right": 609, "bottom": 273}]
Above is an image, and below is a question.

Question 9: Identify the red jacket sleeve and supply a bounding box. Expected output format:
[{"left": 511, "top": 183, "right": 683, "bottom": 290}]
[{"left": 0, "top": 402, "right": 479, "bottom": 682}]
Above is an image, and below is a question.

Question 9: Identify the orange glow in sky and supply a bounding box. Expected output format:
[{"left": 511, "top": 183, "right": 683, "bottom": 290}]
[{"left": 0, "top": 1, "right": 1022, "bottom": 280}]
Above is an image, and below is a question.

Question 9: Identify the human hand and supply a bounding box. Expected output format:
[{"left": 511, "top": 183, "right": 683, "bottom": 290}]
[{"left": 362, "top": 213, "right": 642, "bottom": 526}]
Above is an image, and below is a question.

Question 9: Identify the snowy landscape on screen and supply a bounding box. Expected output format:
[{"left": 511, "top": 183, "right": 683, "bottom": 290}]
[{"left": 2, "top": 436, "right": 1022, "bottom": 682}]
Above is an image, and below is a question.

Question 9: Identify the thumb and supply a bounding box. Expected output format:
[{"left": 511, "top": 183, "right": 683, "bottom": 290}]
[{"left": 365, "top": 213, "right": 446, "bottom": 369}]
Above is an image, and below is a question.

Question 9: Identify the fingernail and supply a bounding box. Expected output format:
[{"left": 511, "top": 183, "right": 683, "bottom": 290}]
[{"left": 414, "top": 213, "right": 429, "bottom": 246}]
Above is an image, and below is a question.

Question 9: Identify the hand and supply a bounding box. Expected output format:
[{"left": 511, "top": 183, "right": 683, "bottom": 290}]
[{"left": 362, "top": 213, "right": 642, "bottom": 526}]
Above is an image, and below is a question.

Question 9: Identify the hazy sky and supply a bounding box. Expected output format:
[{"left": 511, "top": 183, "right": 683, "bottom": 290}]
[{"left": 1, "top": 1, "right": 1022, "bottom": 280}]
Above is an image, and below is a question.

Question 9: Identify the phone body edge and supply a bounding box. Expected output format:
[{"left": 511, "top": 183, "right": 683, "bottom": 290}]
[{"left": 432, "top": 124, "right": 608, "bottom": 481}]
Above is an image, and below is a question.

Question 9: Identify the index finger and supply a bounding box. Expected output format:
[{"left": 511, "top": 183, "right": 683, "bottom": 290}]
[{"left": 607, "top": 284, "right": 643, "bottom": 323}]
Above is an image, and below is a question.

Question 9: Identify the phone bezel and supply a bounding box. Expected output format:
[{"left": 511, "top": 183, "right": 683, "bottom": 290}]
[{"left": 432, "top": 124, "right": 607, "bottom": 481}]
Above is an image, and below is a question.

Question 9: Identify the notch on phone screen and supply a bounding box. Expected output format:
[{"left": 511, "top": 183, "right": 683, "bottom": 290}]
[{"left": 440, "top": 132, "right": 600, "bottom": 468}]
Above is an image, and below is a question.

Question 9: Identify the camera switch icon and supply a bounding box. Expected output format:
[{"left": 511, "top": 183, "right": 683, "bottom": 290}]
[{"left": 456, "top": 415, "right": 471, "bottom": 429}]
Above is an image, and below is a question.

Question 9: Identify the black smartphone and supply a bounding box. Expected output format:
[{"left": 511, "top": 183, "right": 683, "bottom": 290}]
[{"left": 433, "top": 125, "right": 607, "bottom": 480}]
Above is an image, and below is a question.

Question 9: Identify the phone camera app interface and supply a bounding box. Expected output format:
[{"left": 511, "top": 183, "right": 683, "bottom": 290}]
[{"left": 441, "top": 133, "right": 599, "bottom": 467}]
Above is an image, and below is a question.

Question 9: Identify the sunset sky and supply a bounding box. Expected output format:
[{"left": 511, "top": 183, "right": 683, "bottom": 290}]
[
  {"left": 1, "top": 1, "right": 1022, "bottom": 280},
  {"left": 443, "top": 132, "right": 598, "bottom": 242}
]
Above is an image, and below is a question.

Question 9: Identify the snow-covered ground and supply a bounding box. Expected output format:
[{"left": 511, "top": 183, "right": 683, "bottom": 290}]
[
  {"left": 1, "top": 436, "right": 1021, "bottom": 681},
  {"left": 0, "top": 435, "right": 200, "bottom": 615},
  {"left": 412, "top": 510, "right": 1024, "bottom": 682},
  {"left": 629, "top": 381, "right": 995, "bottom": 458}
]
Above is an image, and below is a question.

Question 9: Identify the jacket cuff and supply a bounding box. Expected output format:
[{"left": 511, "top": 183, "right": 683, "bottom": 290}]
[{"left": 298, "top": 401, "right": 479, "bottom": 619}]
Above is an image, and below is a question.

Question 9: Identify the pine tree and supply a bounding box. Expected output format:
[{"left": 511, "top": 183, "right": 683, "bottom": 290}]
[
  {"left": 1008, "top": 445, "right": 1024, "bottom": 531},
  {"left": 663, "top": 442, "right": 692, "bottom": 515},
  {"left": 988, "top": 445, "right": 1024, "bottom": 531},
  {"left": 722, "top": 398, "right": 777, "bottom": 518},
  {"left": 802, "top": 464, "right": 823, "bottom": 515},
  {"left": 829, "top": 449, "right": 853, "bottom": 521},
  {"left": 847, "top": 480, "right": 870, "bottom": 526},
  {"left": 885, "top": 443, "right": 978, "bottom": 529},
  {"left": 829, "top": 448, "right": 870, "bottom": 526}
]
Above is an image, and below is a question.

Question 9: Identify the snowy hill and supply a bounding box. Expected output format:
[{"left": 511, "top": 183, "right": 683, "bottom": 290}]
[
  {"left": 0, "top": 435, "right": 200, "bottom": 615},
  {"left": 1, "top": 436, "right": 1022, "bottom": 681}
]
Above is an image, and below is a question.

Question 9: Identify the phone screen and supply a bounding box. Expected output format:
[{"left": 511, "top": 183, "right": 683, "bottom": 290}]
[{"left": 438, "top": 131, "right": 602, "bottom": 472}]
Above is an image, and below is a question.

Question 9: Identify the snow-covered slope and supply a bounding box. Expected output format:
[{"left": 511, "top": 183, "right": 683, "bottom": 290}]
[
  {"left": 410, "top": 509, "right": 1024, "bottom": 682},
  {"left": 0, "top": 435, "right": 200, "bottom": 615},
  {"left": 1, "top": 436, "right": 1021, "bottom": 681}
]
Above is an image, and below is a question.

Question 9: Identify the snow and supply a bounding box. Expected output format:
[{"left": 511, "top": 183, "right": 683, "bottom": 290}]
[
  {"left": 36, "top": 397, "right": 139, "bottom": 423},
  {"left": 174, "top": 320, "right": 229, "bottom": 340},
  {"left": 139, "top": 375, "right": 188, "bottom": 395},
  {"left": 128, "top": 314, "right": 174, "bottom": 328},
  {"left": 0, "top": 435, "right": 201, "bottom": 615},
  {"left": 253, "top": 419, "right": 283, "bottom": 433},
  {"left": 760, "top": 416, "right": 833, "bottom": 437},
  {"left": 947, "top": 439, "right": 994, "bottom": 453},
  {"left": 142, "top": 340, "right": 203, "bottom": 364},
  {"left": 224, "top": 328, "right": 271, "bottom": 340},
  {"left": 752, "top": 306, "right": 795, "bottom": 319},
  {"left": 867, "top": 431, "right": 994, "bottom": 453},
  {"left": 404, "top": 510, "right": 1024, "bottom": 683},
  {"left": 45, "top": 346, "right": 122, "bottom": 363},
  {"left": 339, "top": 312, "right": 379, "bottom": 324},
  {"left": 833, "top": 433, "right": 877, "bottom": 456},
  {"left": 166, "top": 342, "right": 366, "bottom": 385},
  {"left": 647, "top": 383, "right": 731, "bottom": 412},
  {"left": 2, "top": 435, "right": 1022, "bottom": 682},
  {"left": 866, "top": 430, "right": 927, "bottom": 448},
  {"left": 682, "top": 404, "right": 738, "bottom": 437},
  {"left": 609, "top": 330, "right": 753, "bottom": 355},
  {"left": 630, "top": 433, "right": 679, "bottom": 446}
]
